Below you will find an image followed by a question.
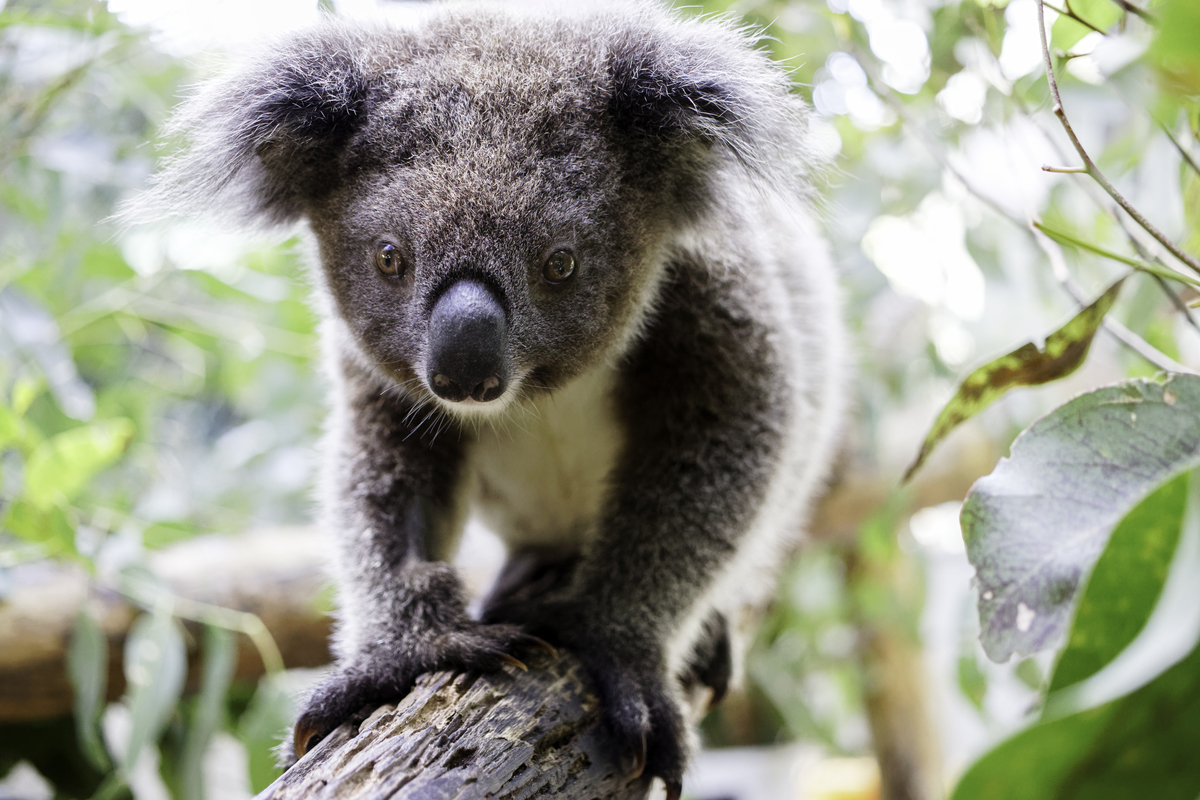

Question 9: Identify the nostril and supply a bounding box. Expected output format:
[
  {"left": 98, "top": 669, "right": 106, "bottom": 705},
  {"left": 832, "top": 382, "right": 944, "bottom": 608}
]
[
  {"left": 471, "top": 375, "right": 504, "bottom": 402},
  {"left": 430, "top": 373, "right": 467, "bottom": 402}
]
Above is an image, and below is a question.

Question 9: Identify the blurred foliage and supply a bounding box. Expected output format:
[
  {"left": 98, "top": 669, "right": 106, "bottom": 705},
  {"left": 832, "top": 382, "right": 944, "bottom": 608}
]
[{"left": 1, "top": 0, "right": 1198, "bottom": 796}]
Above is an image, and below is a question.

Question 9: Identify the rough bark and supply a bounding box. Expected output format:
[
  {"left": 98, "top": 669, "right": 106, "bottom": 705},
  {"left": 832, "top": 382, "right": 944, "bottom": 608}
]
[{"left": 257, "top": 650, "right": 657, "bottom": 800}]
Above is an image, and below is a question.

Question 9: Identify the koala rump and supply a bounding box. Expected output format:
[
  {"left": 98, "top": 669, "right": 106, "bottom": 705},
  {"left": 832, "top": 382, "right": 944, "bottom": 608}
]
[{"left": 133, "top": 2, "right": 845, "bottom": 795}]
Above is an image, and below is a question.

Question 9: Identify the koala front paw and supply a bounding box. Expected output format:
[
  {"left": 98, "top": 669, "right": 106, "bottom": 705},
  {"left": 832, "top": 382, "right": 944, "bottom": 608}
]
[
  {"left": 482, "top": 600, "right": 686, "bottom": 798},
  {"left": 288, "top": 622, "right": 540, "bottom": 762},
  {"left": 586, "top": 652, "right": 687, "bottom": 800}
]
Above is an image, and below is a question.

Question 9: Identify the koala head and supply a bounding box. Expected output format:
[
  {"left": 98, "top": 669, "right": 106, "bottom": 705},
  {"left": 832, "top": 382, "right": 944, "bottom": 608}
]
[{"left": 132, "top": 5, "right": 807, "bottom": 418}]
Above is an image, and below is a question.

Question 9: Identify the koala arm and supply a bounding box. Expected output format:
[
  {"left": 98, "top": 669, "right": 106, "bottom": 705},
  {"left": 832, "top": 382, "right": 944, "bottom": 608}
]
[
  {"left": 292, "top": 349, "right": 535, "bottom": 759},
  {"left": 485, "top": 259, "right": 799, "bottom": 791}
]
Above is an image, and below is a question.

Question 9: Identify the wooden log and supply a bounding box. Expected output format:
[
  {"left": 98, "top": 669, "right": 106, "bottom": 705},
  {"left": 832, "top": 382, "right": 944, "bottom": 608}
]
[
  {"left": 257, "top": 650, "right": 656, "bottom": 800},
  {"left": 0, "top": 527, "right": 332, "bottom": 723}
]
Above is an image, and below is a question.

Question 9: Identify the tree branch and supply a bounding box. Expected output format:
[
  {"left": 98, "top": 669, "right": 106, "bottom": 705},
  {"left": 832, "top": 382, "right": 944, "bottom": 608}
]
[
  {"left": 1036, "top": 0, "right": 1200, "bottom": 277},
  {"left": 257, "top": 651, "right": 660, "bottom": 800}
]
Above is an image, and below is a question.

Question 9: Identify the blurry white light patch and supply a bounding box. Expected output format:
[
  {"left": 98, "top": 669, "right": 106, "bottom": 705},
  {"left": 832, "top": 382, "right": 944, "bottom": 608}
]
[
  {"left": 847, "top": 0, "right": 885, "bottom": 24},
  {"left": 909, "top": 502, "right": 966, "bottom": 555},
  {"left": 1065, "top": 32, "right": 1105, "bottom": 84},
  {"left": 1090, "top": 33, "right": 1149, "bottom": 77},
  {"left": 951, "top": 116, "right": 1060, "bottom": 218},
  {"left": 928, "top": 312, "right": 976, "bottom": 367},
  {"left": 999, "top": 0, "right": 1056, "bottom": 82},
  {"left": 869, "top": 19, "right": 931, "bottom": 94},
  {"left": 828, "top": 51, "right": 869, "bottom": 87},
  {"left": 813, "top": 53, "right": 893, "bottom": 130},
  {"left": 860, "top": 192, "right": 985, "bottom": 320},
  {"left": 955, "top": 37, "right": 1012, "bottom": 94},
  {"left": 107, "top": 0, "right": 320, "bottom": 54},
  {"left": 937, "top": 71, "right": 988, "bottom": 125}
]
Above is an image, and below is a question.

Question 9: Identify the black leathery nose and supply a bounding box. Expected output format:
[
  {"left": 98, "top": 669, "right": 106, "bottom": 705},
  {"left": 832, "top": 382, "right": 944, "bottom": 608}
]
[{"left": 427, "top": 281, "right": 509, "bottom": 403}]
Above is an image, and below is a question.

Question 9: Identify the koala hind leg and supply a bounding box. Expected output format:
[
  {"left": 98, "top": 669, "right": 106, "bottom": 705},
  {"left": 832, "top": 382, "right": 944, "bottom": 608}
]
[{"left": 479, "top": 545, "right": 581, "bottom": 618}]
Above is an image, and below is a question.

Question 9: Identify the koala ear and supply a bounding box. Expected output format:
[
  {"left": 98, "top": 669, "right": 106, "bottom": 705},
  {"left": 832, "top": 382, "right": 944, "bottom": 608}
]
[
  {"left": 607, "top": 15, "right": 806, "bottom": 175},
  {"left": 125, "top": 25, "right": 376, "bottom": 227}
]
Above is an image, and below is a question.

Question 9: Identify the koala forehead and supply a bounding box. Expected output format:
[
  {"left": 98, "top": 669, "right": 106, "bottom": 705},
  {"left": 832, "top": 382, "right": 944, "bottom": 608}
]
[{"left": 347, "top": 12, "right": 623, "bottom": 209}]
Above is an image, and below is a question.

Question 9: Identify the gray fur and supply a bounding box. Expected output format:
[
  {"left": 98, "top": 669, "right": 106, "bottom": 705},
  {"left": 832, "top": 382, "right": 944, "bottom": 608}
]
[{"left": 132, "top": 3, "right": 845, "bottom": 791}]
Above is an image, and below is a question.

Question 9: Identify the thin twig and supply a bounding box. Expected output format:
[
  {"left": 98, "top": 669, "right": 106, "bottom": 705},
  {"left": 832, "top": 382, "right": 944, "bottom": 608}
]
[
  {"left": 1036, "top": 0, "right": 1200, "bottom": 277},
  {"left": 1043, "top": 1, "right": 1106, "bottom": 34},
  {"left": 1102, "top": 316, "right": 1194, "bottom": 373},
  {"left": 843, "top": 43, "right": 1190, "bottom": 375},
  {"left": 953, "top": 14, "right": 1198, "bottom": 337},
  {"left": 1159, "top": 120, "right": 1200, "bottom": 177},
  {"left": 1043, "top": 166, "right": 1088, "bottom": 173},
  {"left": 1031, "top": 231, "right": 1198, "bottom": 375},
  {"left": 1111, "top": 0, "right": 1156, "bottom": 24}
]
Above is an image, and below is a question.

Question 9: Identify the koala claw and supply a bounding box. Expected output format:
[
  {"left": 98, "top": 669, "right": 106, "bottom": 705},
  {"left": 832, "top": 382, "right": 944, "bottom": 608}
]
[
  {"left": 285, "top": 622, "right": 544, "bottom": 766},
  {"left": 665, "top": 780, "right": 684, "bottom": 800},
  {"left": 292, "top": 717, "right": 321, "bottom": 760},
  {"left": 621, "top": 733, "right": 647, "bottom": 779},
  {"left": 498, "top": 653, "right": 529, "bottom": 671}
]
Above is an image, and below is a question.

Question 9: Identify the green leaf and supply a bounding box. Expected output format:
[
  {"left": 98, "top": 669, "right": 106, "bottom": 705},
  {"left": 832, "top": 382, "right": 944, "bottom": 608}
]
[
  {"left": 963, "top": 374, "right": 1200, "bottom": 662},
  {"left": 1048, "top": 473, "right": 1188, "bottom": 693},
  {"left": 0, "top": 405, "right": 23, "bottom": 450},
  {"left": 237, "top": 675, "right": 295, "bottom": 793},
  {"left": 958, "top": 653, "right": 989, "bottom": 712},
  {"left": 67, "top": 610, "right": 111, "bottom": 771},
  {"left": 1034, "top": 221, "right": 1200, "bottom": 286},
  {"left": 1051, "top": 0, "right": 1123, "bottom": 52},
  {"left": 904, "top": 280, "right": 1122, "bottom": 482},
  {"left": 178, "top": 626, "right": 237, "bottom": 800},
  {"left": 122, "top": 610, "right": 187, "bottom": 773},
  {"left": 23, "top": 418, "right": 135, "bottom": 510},
  {"left": 143, "top": 521, "right": 203, "bottom": 550},
  {"left": 12, "top": 378, "right": 41, "bottom": 416},
  {"left": 1015, "top": 658, "right": 1044, "bottom": 691},
  {"left": 1151, "top": 0, "right": 1200, "bottom": 97},
  {"left": 3, "top": 499, "right": 78, "bottom": 556},
  {"left": 951, "top": 640, "right": 1200, "bottom": 800}
]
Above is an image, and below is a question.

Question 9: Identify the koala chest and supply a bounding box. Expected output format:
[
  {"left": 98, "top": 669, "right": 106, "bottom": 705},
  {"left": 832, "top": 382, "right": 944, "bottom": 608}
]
[{"left": 469, "top": 364, "right": 624, "bottom": 548}]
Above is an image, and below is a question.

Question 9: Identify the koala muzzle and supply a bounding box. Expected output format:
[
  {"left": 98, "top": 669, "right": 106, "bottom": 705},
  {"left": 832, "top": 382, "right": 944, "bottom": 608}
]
[{"left": 427, "top": 281, "right": 509, "bottom": 403}]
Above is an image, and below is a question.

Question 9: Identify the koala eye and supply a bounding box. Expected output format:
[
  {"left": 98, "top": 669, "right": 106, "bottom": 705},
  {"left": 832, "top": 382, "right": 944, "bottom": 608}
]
[
  {"left": 542, "top": 250, "right": 576, "bottom": 284},
  {"left": 375, "top": 243, "right": 403, "bottom": 277}
]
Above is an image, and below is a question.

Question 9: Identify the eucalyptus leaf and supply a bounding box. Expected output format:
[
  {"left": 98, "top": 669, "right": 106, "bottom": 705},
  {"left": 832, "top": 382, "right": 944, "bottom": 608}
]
[
  {"left": 1048, "top": 472, "right": 1187, "bottom": 693},
  {"left": 1050, "top": 0, "right": 1123, "bottom": 52},
  {"left": 0, "top": 404, "right": 22, "bottom": 449},
  {"left": 950, "top": 640, "right": 1200, "bottom": 800},
  {"left": 67, "top": 609, "right": 111, "bottom": 771},
  {"left": 3, "top": 499, "right": 78, "bottom": 555},
  {"left": 178, "top": 626, "right": 237, "bottom": 800},
  {"left": 904, "top": 280, "right": 1122, "bottom": 482},
  {"left": 237, "top": 675, "right": 296, "bottom": 793},
  {"left": 963, "top": 374, "right": 1200, "bottom": 662},
  {"left": 122, "top": 610, "right": 187, "bottom": 773},
  {"left": 1151, "top": 0, "right": 1200, "bottom": 96},
  {"left": 23, "top": 418, "right": 135, "bottom": 510}
]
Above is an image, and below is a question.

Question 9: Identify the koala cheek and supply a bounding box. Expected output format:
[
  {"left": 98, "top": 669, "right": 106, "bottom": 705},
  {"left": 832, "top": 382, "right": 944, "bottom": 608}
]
[{"left": 426, "top": 280, "right": 510, "bottom": 404}]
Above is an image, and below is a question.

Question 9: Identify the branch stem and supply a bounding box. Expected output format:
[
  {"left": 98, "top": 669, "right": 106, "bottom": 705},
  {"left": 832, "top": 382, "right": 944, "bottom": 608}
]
[{"left": 1036, "top": 0, "right": 1200, "bottom": 277}]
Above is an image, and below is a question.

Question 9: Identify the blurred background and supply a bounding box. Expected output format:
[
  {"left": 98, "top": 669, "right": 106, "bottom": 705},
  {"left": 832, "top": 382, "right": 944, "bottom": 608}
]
[{"left": 0, "top": 0, "right": 1195, "bottom": 797}]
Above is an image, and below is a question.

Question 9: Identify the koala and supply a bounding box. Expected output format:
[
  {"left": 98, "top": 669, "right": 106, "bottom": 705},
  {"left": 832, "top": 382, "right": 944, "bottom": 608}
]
[{"left": 133, "top": 2, "right": 845, "bottom": 795}]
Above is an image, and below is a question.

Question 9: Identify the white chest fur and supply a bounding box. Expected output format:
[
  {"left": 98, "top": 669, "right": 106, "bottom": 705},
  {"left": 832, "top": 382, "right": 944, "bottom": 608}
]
[{"left": 469, "top": 364, "right": 623, "bottom": 548}]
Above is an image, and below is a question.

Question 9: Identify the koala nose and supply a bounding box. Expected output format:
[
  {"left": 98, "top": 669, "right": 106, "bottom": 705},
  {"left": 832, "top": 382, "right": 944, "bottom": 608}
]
[{"left": 427, "top": 281, "right": 509, "bottom": 403}]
